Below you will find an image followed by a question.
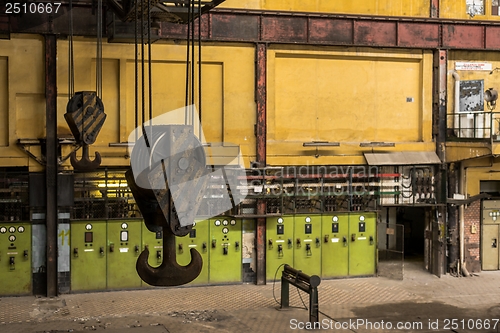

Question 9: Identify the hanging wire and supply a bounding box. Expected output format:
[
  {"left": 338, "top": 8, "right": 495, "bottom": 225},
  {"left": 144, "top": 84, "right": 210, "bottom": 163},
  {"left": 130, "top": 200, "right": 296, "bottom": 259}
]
[
  {"left": 68, "top": 0, "right": 74, "bottom": 100},
  {"left": 134, "top": 0, "right": 139, "bottom": 142},
  {"left": 140, "top": 0, "right": 149, "bottom": 146},
  {"left": 190, "top": 0, "right": 195, "bottom": 126},
  {"left": 96, "top": 0, "right": 103, "bottom": 98},
  {"left": 147, "top": 0, "right": 153, "bottom": 141},
  {"left": 185, "top": 0, "right": 192, "bottom": 125},
  {"left": 198, "top": 0, "right": 202, "bottom": 139}
]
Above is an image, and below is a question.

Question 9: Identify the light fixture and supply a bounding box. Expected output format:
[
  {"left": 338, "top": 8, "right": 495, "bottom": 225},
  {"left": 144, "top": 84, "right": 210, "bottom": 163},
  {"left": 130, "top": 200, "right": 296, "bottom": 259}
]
[
  {"left": 303, "top": 141, "right": 340, "bottom": 147},
  {"left": 98, "top": 183, "right": 129, "bottom": 188},
  {"left": 485, "top": 88, "right": 498, "bottom": 111},
  {"left": 360, "top": 142, "right": 395, "bottom": 147}
]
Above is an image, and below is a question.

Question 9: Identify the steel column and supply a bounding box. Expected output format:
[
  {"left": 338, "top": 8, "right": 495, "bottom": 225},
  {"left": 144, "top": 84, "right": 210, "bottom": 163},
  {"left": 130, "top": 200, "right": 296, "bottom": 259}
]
[
  {"left": 430, "top": 0, "right": 440, "bottom": 18},
  {"left": 255, "top": 43, "right": 267, "bottom": 285},
  {"left": 45, "top": 34, "right": 58, "bottom": 297}
]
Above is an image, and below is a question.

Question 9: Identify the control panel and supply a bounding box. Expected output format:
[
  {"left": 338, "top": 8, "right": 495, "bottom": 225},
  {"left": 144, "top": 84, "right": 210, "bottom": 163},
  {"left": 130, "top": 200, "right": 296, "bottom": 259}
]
[
  {"left": 176, "top": 219, "right": 209, "bottom": 284},
  {"left": 321, "top": 214, "right": 349, "bottom": 278},
  {"left": 266, "top": 216, "right": 293, "bottom": 280},
  {"left": 293, "top": 215, "right": 321, "bottom": 276},
  {"left": 0, "top": 223, "right": 31, "bottom": 295},
  {"left": 209, "top": 218, "right": 242, "bottom": 283},
  {"left": 348, "top": 212, "right": 376, "bottom": 276},
  {"left": 107, "top": 220, "right": 142, "bottom": 289},
  {"left": 70, "top": 221, "right": 107, "bottom": 291}
]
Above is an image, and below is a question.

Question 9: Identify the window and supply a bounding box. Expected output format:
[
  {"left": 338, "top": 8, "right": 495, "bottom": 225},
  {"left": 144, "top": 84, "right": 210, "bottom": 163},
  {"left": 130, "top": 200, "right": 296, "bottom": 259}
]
[
  {"left": 493, "top": 0, "right": 500, "bottom": 15},
  {"left": 466, "top": 0, "right": 485, "bottom": 17}
]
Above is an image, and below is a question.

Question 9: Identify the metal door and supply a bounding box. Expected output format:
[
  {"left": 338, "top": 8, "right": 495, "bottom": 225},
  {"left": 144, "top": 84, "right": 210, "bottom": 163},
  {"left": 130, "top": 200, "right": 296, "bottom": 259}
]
[
  {"left": 106, "top": 219, "right": 142, "bottom": 289},
  {"left": 321, "top": 214, "right": 348, "bottom": 278},
  {"left": 0, "top": 223, "right": 31, "bottom": 295},
  {"left": 71, "top": 220, "right": 106, "bottom": 291},
  {"left": 293, "top": 215, "right": 321, "bottom": 277},
  {"left": 482, "top": 224, "right": 499, "bottom": 270},
  {"left": 377, "top": 222, "right": 404, "bottom": 280},
  {"left": 176, "top": 219, "right": 209, "bottom": 284},
  {"left": 266, "top": 216, "right": 294, "bottom": 281}
]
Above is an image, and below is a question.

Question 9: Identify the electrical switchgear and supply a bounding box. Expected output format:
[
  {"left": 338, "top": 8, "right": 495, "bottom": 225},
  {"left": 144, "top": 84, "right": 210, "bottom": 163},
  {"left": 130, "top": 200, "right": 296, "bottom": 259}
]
[
  {"left": 482, "top": 200, "right": 500, "bottom": 270},
  {"left": 71, "top": 221, "right": 107, "bottom": 291},
  {"left": 321, "top": 214, "right": 349, "bottom": 278},
  {"left": 348, "top": 212, "right": 376, "bottom": 276},
  {"left": 176, "top": 219, "right": 209, "bottom": 284},
  {"left": 141, "top": 223, "right": 163, "bottom": 287},
  {"left": 0, "top": 222, "right": 31, "bottom": 295},
  {"left": 266, "top": 216, "right": 293, "bottom": 280},
  {"left": 106, "top": 219, "right": 142, "bottom": 289},
  {"left": 209, "top": 218, "right": 242, "bottom": 283},
  {"left": 293, "top": 215, "right": 321, "bottom": 276}
]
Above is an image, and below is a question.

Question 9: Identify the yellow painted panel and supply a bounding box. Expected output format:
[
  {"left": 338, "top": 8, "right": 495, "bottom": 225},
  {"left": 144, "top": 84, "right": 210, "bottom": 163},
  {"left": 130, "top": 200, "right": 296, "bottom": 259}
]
[
  {"left": 16, "top": 94, "right": 45, "bottom": 138},
  {"left": 200, "top": 63, "right": 223, "bottom": 143},
  {"left": 231, "top": 0, "right": 430, "bottom": 17},
  {"left": 92, "top": 59, "right": 120, "bottom": 145},
  {"left": 0, "top": 56, "right": 7, "bottom": 146},
  {"left": 271, "top": 53, "right": 422, "bottom": 143}
]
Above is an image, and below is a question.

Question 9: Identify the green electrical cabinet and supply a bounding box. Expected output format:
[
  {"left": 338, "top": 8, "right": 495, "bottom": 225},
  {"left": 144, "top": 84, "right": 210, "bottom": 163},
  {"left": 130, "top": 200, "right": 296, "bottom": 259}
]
[
  {"left": 293, "top": 215, "right": 321, "bottom": 277},
  {"left": 71, "top": 220, "right": 107, "bottom": 291},
  {"left": 348, "top": 212, "right": 376, "bottom": 276},
  {"left": 481, "top": 200, "right": 500, "bottom": 270},
  {"left": 176, "top": 219, "right": 209, "bottom": 284},
  {"left": 209, "top": 218, "right": 242, "bottom": 283},
  {"left": 321, "top": 214, "right": 349, "bottom": 278},
  {"left": 140, "top": 223, "right": 163, "bottom": 287},
  {"left": 266, "top": 216, "right": 294, "bottom": 280},
  {"left": 106, "top": 219, "right": 142, "bottom": 289},
  {"left": 0, "top": 222, "right": 31, "bottom": 296}
]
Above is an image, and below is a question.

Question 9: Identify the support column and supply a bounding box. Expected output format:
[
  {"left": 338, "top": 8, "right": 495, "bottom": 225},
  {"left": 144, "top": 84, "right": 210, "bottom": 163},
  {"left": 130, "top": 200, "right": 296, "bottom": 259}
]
[
  {"left": 255, "top": 43, "right": 267, "bottom": 285},
  {"left": 432, "top": 49, "right": 448, "bottom": 277},
  {"left": 45, "top": 34, "right": 58, "bottom": 297}
]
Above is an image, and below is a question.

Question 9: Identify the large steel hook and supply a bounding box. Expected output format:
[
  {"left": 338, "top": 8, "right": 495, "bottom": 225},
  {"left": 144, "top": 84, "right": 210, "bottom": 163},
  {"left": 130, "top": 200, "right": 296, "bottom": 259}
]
[
  {"left": 70, "top": 144, "right": 102, "bottom": 172},
  {"left": 136, "top": 212, "right": 202, "bottom": 286}
]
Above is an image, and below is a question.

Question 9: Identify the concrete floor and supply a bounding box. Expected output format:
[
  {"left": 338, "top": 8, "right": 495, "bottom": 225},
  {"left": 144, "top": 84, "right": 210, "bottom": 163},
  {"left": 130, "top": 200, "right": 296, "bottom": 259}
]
[{"left": 1, "top": 259, "right": 500, "bottom": 333}]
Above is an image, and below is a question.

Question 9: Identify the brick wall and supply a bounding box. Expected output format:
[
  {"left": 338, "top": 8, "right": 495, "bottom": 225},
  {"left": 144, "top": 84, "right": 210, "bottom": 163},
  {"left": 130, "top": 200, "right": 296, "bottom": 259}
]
[{"left": 463, "top": 200, "right": 481, "bottom": 273}]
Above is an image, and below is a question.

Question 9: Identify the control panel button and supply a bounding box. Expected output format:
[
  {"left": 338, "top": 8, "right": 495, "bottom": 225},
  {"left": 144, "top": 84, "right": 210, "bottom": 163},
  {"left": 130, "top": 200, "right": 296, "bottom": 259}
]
[
  {"left": 9, "top": 226, "right": 16, "bottom": 233},
  {"left": 222, "top": 227, "right": 229, "bottom": 234},
  {"left": 214, "top": 220, "right": 221, "bottom": 226},
  {"left": 222, "top": 219, "right": 229, "bottom": 226},
  {"left": 360, "top": 215, "right": 365, "bottom": 221},
  {"left": 230, "top": 219, "right": 236, "bottom": 226},
  {"left": 9, "top": 235, "right": 16, "bottom": 242},
  {"left": 0, "top": 227, "right": 6, "bottom": 233},
  {"left": 305, "top": 217, "right": 311, "bottom": 223},
  {"left": 18, "top": 226, "right": 25, "bottom": 233},
  {"left": 332, "top": 216, "right": 338, "bottom": 222},
  {"left": 277, "top": 217, "right": 284, "bottom": 224},
  {"left": 85, "top": 224, "right": 93, "bottom": 230},
  {"left": 121, "top": 223, "right": 128, "bottom": 229}
]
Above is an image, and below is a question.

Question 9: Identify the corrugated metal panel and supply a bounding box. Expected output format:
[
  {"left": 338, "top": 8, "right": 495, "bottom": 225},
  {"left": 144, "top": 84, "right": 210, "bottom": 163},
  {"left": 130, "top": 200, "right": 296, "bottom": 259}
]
[{"left": 364, "top": 152, "right": 441, "bottom": 165}]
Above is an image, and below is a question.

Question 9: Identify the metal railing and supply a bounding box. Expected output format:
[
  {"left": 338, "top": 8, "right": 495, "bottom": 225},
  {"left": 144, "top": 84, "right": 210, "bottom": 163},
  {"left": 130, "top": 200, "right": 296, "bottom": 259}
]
[{"left": 446, "top": 111, "right": 500, "bottom": 140}]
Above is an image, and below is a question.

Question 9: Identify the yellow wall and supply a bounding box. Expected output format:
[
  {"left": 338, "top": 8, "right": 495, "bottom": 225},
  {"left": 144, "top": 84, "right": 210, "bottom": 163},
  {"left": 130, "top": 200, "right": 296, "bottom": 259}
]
[
  {"left": 0, "top": 36, "right": 256, "bottom": 169},
  {"left": 267, "top": 46, "right": 434, "bottom": 165},
  {"left": 465, "top": 157, "right": 500, "bottom": 196},
  {"left": 0, "top": 35, "right": 44, "bottom": 169},
  {"left": 222, "top": 0, "right": 430, "bottom": 17}
]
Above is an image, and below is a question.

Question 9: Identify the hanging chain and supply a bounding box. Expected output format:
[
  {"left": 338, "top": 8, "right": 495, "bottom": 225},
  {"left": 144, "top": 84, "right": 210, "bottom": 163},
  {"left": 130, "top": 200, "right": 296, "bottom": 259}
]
[
  {"left": 68, "top": 0, "right": 74, "bottom": 100},
  {"left": 96, "top": 0, "right": 103, "bottom": 98}
]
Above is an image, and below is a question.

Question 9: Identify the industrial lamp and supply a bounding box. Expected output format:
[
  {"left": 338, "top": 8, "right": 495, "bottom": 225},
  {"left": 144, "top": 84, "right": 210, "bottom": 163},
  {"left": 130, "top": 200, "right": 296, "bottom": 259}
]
[{"left": 485, "top": 88, "right": 498, "bottom": 111}]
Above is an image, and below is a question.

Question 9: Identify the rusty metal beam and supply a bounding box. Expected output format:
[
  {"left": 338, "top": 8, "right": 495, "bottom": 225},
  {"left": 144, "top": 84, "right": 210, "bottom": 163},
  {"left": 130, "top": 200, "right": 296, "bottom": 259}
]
[
  {"left": 45, "top": 34, "right": 58, "bottom": 297},
  {"left": 255, "top": 43, "right": 267, "bottom": 285},
  {"left": 6, "top": 7, "right": 500, "bottom": 50},
  {"left": 430, "top": 0, "right": 440, "bottom": 18}
]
